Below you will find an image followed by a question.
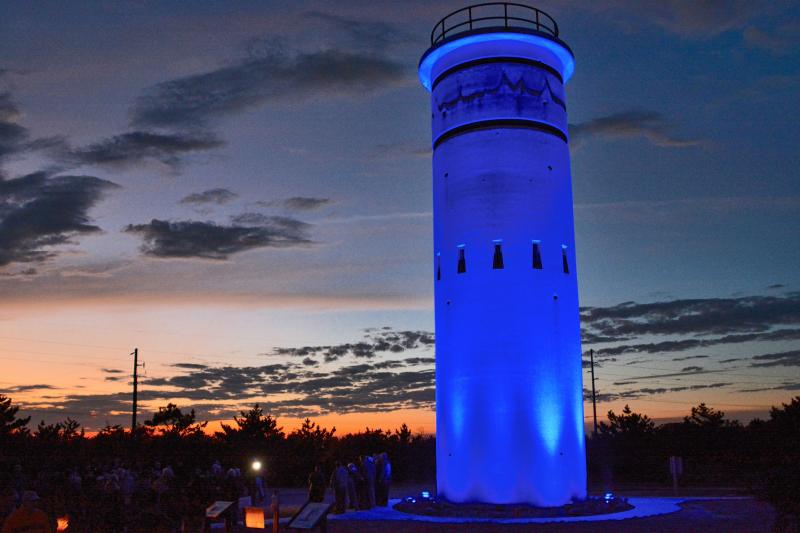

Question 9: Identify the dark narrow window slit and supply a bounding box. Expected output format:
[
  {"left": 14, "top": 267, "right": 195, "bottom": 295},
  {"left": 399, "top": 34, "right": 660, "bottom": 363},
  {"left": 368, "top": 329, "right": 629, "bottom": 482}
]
[
  {"left": 532, "top": 241, "right": 543, "bottom": 270},
  {"left": 493, "top": 240, "right": 504, "bottom": 269}
]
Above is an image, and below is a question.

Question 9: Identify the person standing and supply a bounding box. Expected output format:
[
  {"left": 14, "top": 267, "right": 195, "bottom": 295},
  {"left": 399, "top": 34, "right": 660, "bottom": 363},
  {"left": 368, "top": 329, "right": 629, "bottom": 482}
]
[
  {"left": 356, "top": 459, "right": 370, "bottom": 510},
  {"left": 376, "top": 453, "right": 391, "bottom": 506},
  {"left": 307, "top": 465, "right": 325, "bottom": 503},
  {"left": 363, "top": 455, "right": 376, "bottom": 508},
  {"left": 254, "top": 472, "right": 266, "bottom": 504},
  {"left": 346, "top": 463, "right": 359, "bottom": 510},
  {"left": 1, "top": 491, "right": 51, "bottom": 533},
  {"left": 329, "top": 462, "right": 349, "bottom": 513}
]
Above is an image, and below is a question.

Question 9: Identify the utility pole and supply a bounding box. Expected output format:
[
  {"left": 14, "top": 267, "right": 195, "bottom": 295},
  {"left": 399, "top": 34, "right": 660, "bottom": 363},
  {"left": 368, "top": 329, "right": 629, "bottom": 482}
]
[
  {"left": 589, "top": 349, "right": 598, "bottom": 436},
  {"left": 131, "top": 348, "right": 142, "bottom": 433}
]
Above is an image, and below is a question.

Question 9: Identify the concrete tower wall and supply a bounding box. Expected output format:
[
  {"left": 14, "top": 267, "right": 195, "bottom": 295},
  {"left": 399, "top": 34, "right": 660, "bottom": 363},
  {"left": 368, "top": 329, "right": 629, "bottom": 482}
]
[{"left": 421, "top": 29, "right": 585, "bottom": 506}]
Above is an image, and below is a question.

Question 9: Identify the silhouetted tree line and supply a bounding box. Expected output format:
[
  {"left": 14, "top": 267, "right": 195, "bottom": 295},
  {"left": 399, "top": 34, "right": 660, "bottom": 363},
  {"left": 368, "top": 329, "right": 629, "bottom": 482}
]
[
  {"left": 0, "top": 399, "right": 434, "bottom": 488},
  {"left": 586, "top": 397, "right": 800, "bottom": 527},
  {"left": 1, "top": 395, "right": 799, "bottom": 526}
]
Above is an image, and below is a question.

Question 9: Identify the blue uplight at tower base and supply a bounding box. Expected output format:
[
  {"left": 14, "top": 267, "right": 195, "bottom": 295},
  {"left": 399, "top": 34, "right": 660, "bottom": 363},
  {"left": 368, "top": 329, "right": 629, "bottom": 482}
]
[{"left": 419, "top": 3, "right": 586, "bottom": 506}]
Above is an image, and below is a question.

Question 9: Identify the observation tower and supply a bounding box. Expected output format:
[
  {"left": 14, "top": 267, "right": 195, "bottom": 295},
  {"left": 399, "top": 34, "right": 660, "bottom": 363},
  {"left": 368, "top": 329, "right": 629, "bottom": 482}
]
[{"left": 418, "top": 3, "right": 585, "bottom": 506}]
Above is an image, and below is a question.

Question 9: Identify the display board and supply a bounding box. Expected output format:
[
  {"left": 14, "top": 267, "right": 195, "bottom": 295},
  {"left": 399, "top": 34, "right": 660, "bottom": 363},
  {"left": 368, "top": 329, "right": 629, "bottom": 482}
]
[
  {"left": 205, "top": 501, "right": 234, "bottom": 519},
  {"left": 287, "top": 502, "right": 331, "bottom": 529}
]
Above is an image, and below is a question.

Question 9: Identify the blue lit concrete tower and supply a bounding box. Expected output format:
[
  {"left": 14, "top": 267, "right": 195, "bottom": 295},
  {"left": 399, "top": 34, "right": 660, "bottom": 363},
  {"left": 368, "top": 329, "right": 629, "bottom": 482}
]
[{"left": 419, "top": 4, "right": 585, "bottom": 506}]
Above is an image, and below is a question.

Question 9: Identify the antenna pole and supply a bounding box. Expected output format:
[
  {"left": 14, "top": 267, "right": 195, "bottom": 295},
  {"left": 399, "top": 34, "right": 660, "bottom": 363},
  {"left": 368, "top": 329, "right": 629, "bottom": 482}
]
[
  {"left": 131, "top": 348, "right": 140, "bottom": 433},
  {"left": 590, "top": 349, "right": 598, "bottom": 436}
]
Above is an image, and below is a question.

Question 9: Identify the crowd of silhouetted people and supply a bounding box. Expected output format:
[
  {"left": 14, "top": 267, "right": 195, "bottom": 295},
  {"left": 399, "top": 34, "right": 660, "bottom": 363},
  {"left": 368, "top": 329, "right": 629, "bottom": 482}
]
[
  {"left": 309, "top": 452, "right": 392, "bottom": 514},
  {"left": 1, "top": 452, "right": 395, "bottom": 532},
  {"left": 0, "top": 459, "right": 272, "bottom": 532}
]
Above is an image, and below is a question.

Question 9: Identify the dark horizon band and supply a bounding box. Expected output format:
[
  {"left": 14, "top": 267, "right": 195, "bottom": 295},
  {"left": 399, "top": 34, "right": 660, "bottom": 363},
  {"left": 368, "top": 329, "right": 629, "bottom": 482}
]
[{"left": 433, "top": 118, "right": 569, "bottom": 149}]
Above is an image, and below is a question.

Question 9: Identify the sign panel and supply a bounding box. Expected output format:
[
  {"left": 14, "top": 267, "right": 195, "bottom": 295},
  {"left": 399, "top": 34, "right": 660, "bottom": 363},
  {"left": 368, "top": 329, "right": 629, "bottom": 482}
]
[
  {"left": 244, "top": 506, "right": 265, "bottom": 528},
  {"left": 206, "top": 501, "right": 234, "bottom": 518},
  {"left": 287, "top": 502, "right": 331, "bottom": 529}
]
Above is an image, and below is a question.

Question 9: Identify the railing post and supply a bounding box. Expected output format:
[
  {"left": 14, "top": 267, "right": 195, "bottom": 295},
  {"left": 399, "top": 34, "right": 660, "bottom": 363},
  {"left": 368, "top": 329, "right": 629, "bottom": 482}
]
[{"left": 428, "top": 4, "right": 559, "bottom": 45}]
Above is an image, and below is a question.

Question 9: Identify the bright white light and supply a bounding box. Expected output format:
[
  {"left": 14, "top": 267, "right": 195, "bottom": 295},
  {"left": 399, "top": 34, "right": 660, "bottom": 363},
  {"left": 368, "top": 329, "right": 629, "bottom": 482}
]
[{"left": 252, "top": 460, "right": 262, "bottom": 471}]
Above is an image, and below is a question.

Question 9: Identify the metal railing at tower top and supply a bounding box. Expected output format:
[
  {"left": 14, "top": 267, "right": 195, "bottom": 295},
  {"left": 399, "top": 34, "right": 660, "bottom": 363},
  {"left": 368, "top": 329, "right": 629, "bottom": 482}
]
[{"left": 430, "top": 2, "right": 559, "bottom": 45}]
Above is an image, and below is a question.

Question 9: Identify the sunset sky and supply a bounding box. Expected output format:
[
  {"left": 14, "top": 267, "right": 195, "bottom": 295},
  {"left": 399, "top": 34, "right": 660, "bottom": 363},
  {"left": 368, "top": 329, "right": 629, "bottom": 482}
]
[{"left": 1, "top": 1, "right": 799, "bottom": 434}]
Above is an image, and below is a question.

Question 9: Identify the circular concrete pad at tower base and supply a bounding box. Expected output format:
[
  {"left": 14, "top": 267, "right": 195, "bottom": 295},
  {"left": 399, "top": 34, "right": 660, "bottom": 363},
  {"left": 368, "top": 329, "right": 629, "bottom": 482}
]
[{"left": 327, "top": 497, "right": 752, "bottom": 524}]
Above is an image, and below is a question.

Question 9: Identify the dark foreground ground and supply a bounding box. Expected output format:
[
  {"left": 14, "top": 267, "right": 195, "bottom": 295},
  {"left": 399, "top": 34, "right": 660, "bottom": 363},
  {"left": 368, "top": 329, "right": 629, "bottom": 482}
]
[
  {"left": 326, "top": 499, "right": 777, "bottom": 532},
  {"left": 237, "top": 485, "right": 780, "bottom": 533}
]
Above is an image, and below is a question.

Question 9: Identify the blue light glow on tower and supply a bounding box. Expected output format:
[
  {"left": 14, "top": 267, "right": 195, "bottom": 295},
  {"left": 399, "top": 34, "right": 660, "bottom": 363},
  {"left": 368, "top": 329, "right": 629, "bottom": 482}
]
[{"left": 419, "top": 3, "right": 586, "bottom": 506}]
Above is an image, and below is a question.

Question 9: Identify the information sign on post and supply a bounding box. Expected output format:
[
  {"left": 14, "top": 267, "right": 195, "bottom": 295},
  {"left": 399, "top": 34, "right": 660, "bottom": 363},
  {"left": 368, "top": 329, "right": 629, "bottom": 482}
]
[
  {"left": 206, "top": 501, "right": 234, "bottom": 519},
  {"left": 287, "top": 502, "right": 332, "bottom": 531}
]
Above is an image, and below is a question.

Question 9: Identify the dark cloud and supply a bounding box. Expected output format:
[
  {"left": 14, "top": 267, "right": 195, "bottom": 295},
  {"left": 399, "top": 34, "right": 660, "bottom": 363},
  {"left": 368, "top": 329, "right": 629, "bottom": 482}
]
[
  {"left": 130, "top": 45, "right": 407, "bottom": 129},
  {"left": 0, "top": 171, "right": 120, "bottom": 267},
  {"left": 0, "top": 92, "right": 29, "bottom": 166},
  {"left": 282, "top": 197, "right": 332, "bottom": 211},
  {"left": 581, "top": 1, "right": 763, "bottom": 38},
  {"left": 594, "top": 329, "right": 800, "bottom": 358},
  {"left": 672, "top": 355, "right": 709, "bottom": 361},
  {"left": 101, "top": 368, "right": 124, "bottom": 374},
  {"left": 583, "top": 294, "right": 800, "bottom": 339},
  {"left": 667, "top": 383, "right": 731, "bottom": 393},
  {"left": 272, "top": 328, "right": 434, "bottom": 363},
  {"left": 740, "top": 382, "right": 800, "bottom": 393},
  {"left": 623, "top": 358, "right": 650, "bottom": 366},
  {"left": 581, "top": 331, "right": 627, "bottom": 344},
  {"left": 301, "top": 357, "right": 318, "bottom": 367},
  {"left": 0, "top": 92, "right": 21, "bottom": 122},
  {"left": 743, "top": 23, "right": 799, "bottom": 55},
  {"left": 403, "top": 357, "right": 435, "bottom": 366},
  {"left": 124, "top": 215, "right": 311, "bottom": 260},
  {"left": 614, "top": 367, "right": 724, "bottom": 385},
  {"left": 374, "top": 360, "right": 406, "bottom": 369},
  {"left": 585, "top": 382, "right": 732, "bottom": 403},
  {"left": 0, "top": 267, "right": 37, "bottom": 278},
  {"left": 0, "top": 384, "right": 56, "bottom": 393},
  {"left": 180, "top": 188, "right": 238, "bottom": 205},
  {"left": 308, "top": 11, "right": 411, "bottom": 51},
  {"left": 750, "top": 349, "right": 800, "bottom": 368},
  {"left": 65, "top": 131, "right": 223, "bottom": 171},
  {"left": 172, "top": 363, "right": 209, "bottom": 370},
  {"left": 570, "top": 110, "right": 701, "bottom": 149},
  {"left": 34, "top": 355, "right": 437, "bottom": 425}
]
